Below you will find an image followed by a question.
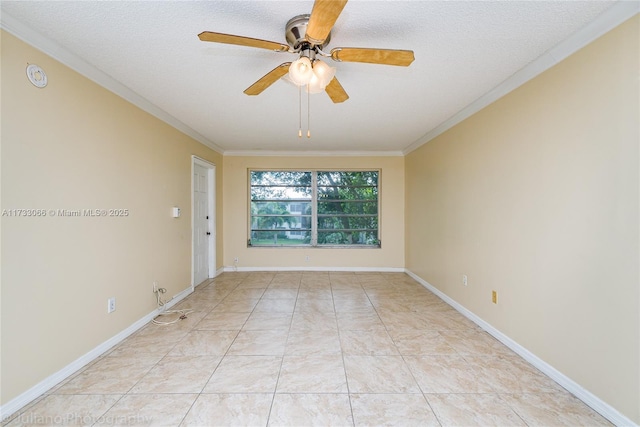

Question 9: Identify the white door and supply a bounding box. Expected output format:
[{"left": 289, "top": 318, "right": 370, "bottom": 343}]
[{"left": 193, "top": 163, "right": 209, "bottom": 285}]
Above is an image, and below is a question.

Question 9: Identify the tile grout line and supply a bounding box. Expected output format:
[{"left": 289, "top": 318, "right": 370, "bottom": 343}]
[
  {"left": 177, "top": 277, "right": 246, "bottom": 426},
  {"left": 365, "top": 275, "right": 452, "bottom": 427},
  {"left": 331, "top": 274, "right": 357, "bottom": 427},
  {"left": 264, "top": 273, "right": 300, "bottom": 427}
]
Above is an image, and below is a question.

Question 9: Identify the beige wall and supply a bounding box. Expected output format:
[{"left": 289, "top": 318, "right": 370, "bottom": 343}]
[
  {"left": 405, "top": 16, "right": 639, "bottom": 423},
  {"left": 223, "top": 156, "right": 404, "bottom": 269},
  {"left": 1, "top": 31, "right": 223, "bottom": 405}
]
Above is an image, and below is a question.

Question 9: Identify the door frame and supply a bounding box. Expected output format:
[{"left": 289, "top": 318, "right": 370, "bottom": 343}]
[{"left": 191, "top": 156, "right": 216, "bottom": 288}]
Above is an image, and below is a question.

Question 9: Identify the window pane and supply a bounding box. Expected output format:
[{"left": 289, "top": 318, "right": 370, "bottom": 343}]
[
  {"left": 317, "top": 171, "right": 378, "bottom": 187},
  {"left": 316, "top": 171, "right": 378, "bottom": 246},
  {"left": 250, "top": 230, "right": 311, "bottom": 246},
  {"left": 251, "top": 171, "right": 312, "bottom": 198},
  {"left": 317, "top": 231, "right": 378, "bottom": 245},
  {"left": 251, "top": 186, "right": 311, "bottom": 200},
  {"left": 250, "top": 171, "right": 312, "bottom": 246},
  {"left": 251, "top": 215, "right": 312, "bottom": 230},
  {"left": 317, "top": 201, "right": 378, "bottom": 215},
  {"left": 251, "top": 201, "right": 312, "bottom": 215}
]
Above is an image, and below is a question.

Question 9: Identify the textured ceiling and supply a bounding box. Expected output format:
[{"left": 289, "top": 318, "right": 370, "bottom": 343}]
[{"left": 1, "top": 1, "right": 626, "bottom": 154}]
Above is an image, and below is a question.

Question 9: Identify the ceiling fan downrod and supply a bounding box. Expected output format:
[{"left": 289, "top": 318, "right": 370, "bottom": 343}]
[{"left": 285, "top": 14, "right": 331, "bottom": 53}]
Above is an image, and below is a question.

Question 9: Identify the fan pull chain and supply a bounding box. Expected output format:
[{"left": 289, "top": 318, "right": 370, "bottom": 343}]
[
  {"left": 307, "top": 85, "right": 311, "bottom": 138},
  {"left": 298, "top": 85, "right": 302, "bottom": 138}
]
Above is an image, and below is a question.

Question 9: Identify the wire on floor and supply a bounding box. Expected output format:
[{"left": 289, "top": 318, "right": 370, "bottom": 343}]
[{"left": 152, "top": 288, "right": 193, "bottom": 325}]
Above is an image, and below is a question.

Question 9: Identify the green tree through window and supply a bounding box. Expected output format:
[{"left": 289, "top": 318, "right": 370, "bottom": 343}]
[{"left": 249, "top": 170, "right": 379, "bottom": 247}]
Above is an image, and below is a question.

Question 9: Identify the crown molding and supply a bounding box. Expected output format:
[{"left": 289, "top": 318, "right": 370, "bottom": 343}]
[
  {"left": 3, "top": 1, "right": 636, "bottom": 159},
  {"left": 0, "top": 12, "right": 225, "bottom": 155},
  {"left": 223, "top": 150, "right": 404, "bottom": 157},
  {"left": 403, "top": 1, "right": 640, "bottom": 155}
]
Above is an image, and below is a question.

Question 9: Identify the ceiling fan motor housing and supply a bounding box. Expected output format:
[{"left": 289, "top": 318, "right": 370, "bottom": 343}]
[{"left": 286, "top": 14, "right": 330, "bottom": 51}]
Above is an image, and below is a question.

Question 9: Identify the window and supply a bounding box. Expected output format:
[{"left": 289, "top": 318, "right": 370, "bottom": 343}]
[
  {"left": 289, "top": 203, "right": 304, "bottom": 213},
  {"left": 249, "top": 170, "right": 379, "bottom": 247}
]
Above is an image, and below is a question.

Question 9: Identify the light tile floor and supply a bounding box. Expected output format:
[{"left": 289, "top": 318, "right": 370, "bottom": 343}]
[{"left": 5, "top": 272, "right": 612, "bottom": 426}]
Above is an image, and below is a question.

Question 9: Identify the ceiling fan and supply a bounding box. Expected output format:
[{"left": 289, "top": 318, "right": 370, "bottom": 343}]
[{"left": 198, "top": 0, "right": 415, "bottom": 103}]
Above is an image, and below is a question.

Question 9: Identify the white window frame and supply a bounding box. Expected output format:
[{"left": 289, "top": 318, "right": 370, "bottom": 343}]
[{"left": 248, "top": 169, "right": 381, "bottom": 248}]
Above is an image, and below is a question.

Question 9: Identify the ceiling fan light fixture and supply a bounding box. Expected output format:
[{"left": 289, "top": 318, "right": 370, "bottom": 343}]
[
  {"left": 311, "top": 59, "right": 336, "bottom": 89},
  {"left": 288, "top": 56, "right": 313, "bottom": 86},
  {"left": 306, "top": 72, "right": 325, "bottom": 94}
]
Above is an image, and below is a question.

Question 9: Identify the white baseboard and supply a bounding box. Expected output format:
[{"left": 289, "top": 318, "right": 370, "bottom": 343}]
[
  {"left": 0, "top": 286, "right": 194, "bottom": 421},
  {"left": 404, "top": 269, "right": 637, "bottom": 427},
  {"left": 6, "top": 270, "right": 633, "bottom": 426},
  {"left": 223, "top": 266, "right": 405, "bottom": 273}
]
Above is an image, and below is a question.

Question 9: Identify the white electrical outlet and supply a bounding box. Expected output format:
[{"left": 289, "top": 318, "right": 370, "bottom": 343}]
[
  {"left": 463, "top": 275, "right": 468, "bottom": 286},
  {"left": 107, "top": 297, "right": 116, "bottom": 313},
  {"left": 153, "top": 281, "right": 158, "bottom": 293},
  {"left": 305, "top": 256, "right": 310, "bottom": 262},
  {"left": 234, "top": 257, "right": 239, "bottom": 263}
]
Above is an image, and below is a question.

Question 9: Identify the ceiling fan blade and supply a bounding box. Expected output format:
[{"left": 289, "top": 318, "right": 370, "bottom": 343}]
[
  {"left": 331, "top": 47, "right": 415, "bottom": 66},
  {"left": 198, "top": 31, "right": 289, "bottom": 52},
  {"left": 305, "top": 0, "right": 348, "bottom": 45},
  {"left": 244, "top": 63, "right": 291, "bottom": 96},
  {"left": 325, "top": 77, "right": 349, "bottom": 103}
]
